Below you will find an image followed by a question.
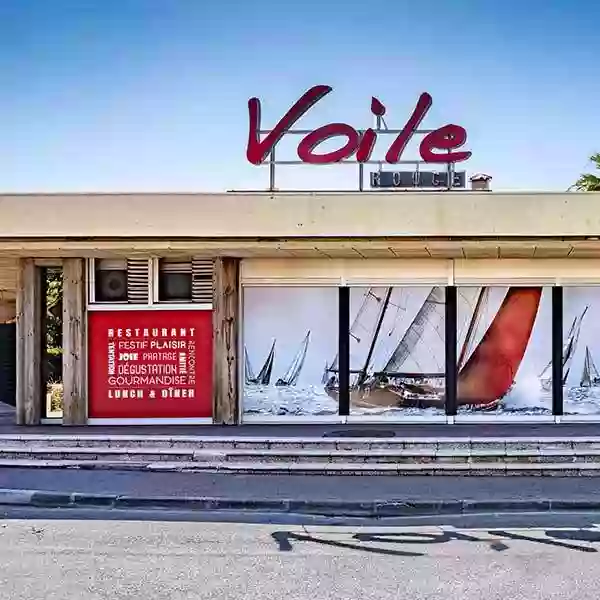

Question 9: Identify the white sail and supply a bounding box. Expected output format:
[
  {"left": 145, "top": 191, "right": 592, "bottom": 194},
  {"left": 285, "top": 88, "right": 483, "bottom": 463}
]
[
  {"left": 539, "top": 306, "right": 587, "bottom": 388},
  {"left": 244, "top": 347, "right": 256, "bottom": 384},
  {"left": 580, "top": 346, "right": 600, "bottom": 387},
  {"left": 255, "top": 339, "right": 276, "bottom": 385},
  {"left": 326, "top": 287, "right": 384, "bottom": 376},
  {"left": 539, "top": 316, "right": 575, "bottom": 381},
  {"left": 380, "top": 286, "right": 445, "bottom": 375},
  {"left": 457, "top": 287, "right": 490, "bottom": 370},
  {"left": 276, "top": 331, "right": 310, "bottom": 386}
]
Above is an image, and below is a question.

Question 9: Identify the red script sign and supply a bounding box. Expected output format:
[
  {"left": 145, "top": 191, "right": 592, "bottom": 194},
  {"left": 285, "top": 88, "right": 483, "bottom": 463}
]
[
  {"left": 247, "top": 85, "right": 472, "bottom": 166},
  {"left": 88, "top": 310, "right": 212, "bottom": 419}
]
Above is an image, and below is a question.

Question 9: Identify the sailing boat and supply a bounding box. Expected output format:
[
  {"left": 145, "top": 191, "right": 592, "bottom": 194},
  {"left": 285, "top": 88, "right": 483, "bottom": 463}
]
[
  {"left": 580, "top": 346, "right": 600, "bottom": 388},
  {"left": 276, "top": 331, "right": 310, "bottom": 387},
  {"left": 324, "top": 285, "right": 446, "bottom": 408},
  {"left": 244, "top": 347, "right": 256, "bottom": 385},
  {"left": 321, "top": 287, "right": 388, "bottom": 390},
  {"left": 325, "top": 286, "right": 543, "bottom": 411},
  {"left": 245, "top": 340, "right": 276, "bottom": 386},
  {"left": 538, "top": 306, "right": 588, "bottom": 391}
]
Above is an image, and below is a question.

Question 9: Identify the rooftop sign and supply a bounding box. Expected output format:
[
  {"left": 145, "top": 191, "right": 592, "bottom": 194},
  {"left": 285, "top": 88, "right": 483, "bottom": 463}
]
[{"left": 246, "top": 85, "right": 472, "bottom": 190}]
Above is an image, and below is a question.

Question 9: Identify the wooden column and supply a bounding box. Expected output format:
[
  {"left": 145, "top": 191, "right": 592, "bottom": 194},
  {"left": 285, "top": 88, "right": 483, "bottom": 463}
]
[
  {"left": 213, "top": 257, "right": 240, "bottom": 424},
  {"left": 62, "top": 258, "right": 87, "bottom": 425},
  {"left": 16, "top": 259, "right": 42, "bottom": 425}
]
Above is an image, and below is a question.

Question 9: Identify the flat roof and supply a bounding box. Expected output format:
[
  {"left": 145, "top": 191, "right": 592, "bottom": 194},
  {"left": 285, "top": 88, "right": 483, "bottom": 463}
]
[{"left": 0, "top": 191, "right": 598, "bottom": 240}]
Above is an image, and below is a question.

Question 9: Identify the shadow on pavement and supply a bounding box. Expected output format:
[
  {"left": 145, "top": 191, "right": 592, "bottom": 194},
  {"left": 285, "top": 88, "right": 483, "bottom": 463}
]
[
  {"left": 1, "top": 505, "right": 600, "bottom": 558},
  {"left": 271, "top": 522, "right": 600, "bottom": 557}
]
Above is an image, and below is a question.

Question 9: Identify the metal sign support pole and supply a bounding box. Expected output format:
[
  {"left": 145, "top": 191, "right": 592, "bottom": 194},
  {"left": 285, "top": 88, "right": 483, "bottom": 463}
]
[{"left": 269, "top": 148, "right": 276, "bottom": 192}]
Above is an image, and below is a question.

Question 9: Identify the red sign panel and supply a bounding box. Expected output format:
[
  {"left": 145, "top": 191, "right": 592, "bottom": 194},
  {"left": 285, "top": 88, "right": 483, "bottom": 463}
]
[
  {"left": 247, "top": 85, "right": 471, "bottom": 166},
  {"left": 88, "top": 310, "right": 213, "bottom": 419}
]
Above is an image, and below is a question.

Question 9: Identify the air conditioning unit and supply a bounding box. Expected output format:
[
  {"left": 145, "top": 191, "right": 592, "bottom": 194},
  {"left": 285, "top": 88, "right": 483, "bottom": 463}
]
[{"left": 93, "top": 258, "right": 150, "bottom": 304}]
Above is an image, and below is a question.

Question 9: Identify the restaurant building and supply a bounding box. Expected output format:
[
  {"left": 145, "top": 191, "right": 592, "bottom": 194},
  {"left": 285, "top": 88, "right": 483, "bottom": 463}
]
[
  {"left": 1, "top": 185, "right": 600, "bottom": 426},
  {"left": 1, "top": 85, "right": 600, "bottom": 427}
]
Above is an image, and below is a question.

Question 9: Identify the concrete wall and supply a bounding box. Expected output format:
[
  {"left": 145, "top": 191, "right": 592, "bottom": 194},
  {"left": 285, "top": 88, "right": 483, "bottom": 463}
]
[{"left": 0, "top": 192, "right": 599, "bottom": 239}]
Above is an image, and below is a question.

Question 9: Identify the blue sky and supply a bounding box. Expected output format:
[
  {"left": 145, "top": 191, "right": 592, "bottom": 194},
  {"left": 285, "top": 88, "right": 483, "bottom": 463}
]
[{"left": 0, "top": 0, "right": 598, "bottom": 192}]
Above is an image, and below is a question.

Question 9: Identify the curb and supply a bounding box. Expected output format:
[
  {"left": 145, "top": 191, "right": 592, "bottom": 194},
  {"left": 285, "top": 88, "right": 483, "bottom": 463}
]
[{"left": 1, "top": 488, "right": 600, "bottom": 516}]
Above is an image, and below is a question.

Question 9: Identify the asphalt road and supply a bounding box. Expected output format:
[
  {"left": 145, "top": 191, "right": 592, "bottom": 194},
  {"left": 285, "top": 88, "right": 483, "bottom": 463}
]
[
  {"left": 2, "top": 468, "right": 600, "bottom": 504},
  {"left": 1, "top": 511, "right": 600, "bottom": 599}
]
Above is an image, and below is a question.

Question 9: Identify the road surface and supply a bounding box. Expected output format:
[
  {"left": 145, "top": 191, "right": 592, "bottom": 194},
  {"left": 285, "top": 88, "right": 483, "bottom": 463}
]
[{"left": 0, "top": 510, "right": 599, "bottom": 599}]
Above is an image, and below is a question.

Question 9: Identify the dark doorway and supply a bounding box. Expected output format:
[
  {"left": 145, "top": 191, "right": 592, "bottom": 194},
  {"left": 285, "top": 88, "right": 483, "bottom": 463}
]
[{"left": 0, "top": 322, "right": 16, "bottom": 407}]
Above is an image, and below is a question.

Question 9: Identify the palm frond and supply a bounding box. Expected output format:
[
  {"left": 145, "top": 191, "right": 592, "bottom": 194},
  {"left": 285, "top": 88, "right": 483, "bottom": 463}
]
[{"left": 573, "top": 154, "right": 600, "bottom": 191}]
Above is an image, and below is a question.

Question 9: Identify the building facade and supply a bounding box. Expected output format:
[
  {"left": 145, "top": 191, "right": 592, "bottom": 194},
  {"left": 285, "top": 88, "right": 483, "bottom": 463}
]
[{"left": 1, "top": 189, "right": 600, "bottom": 426}]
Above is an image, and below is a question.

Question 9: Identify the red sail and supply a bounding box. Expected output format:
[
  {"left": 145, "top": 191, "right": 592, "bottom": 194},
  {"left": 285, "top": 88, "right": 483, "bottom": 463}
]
[{"left": 457, "top": 288, "right": 542, "bottom": 405}]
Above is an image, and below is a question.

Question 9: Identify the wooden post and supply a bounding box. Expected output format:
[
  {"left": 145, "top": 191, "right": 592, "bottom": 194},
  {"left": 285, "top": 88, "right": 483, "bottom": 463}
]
[
  {"left": 213, "top": 257, "right": 240, "bottom": 424},
  {"left": 16, "top": 259, "right": 42, "bottom": 425},
  {"left": 62, "top": 258, "right": 87, "bottom": 425}
]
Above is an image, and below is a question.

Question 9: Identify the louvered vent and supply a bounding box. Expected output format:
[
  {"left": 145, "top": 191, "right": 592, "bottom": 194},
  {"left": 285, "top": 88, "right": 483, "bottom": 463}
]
[
  {"left": 192, "top": 258, "right": 213, "bottom": 304},
  {"left": 126, "top": 259, "right": 150, "bottom": 304}
]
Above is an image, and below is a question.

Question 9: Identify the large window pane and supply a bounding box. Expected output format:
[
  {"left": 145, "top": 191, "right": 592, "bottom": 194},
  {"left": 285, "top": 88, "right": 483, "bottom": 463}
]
[
  {"left": 456, "top": 286, "right": 552, "bottom": 415},
  {"left": 243, "top": 287, "right": 338, "bottom": 416},
  {"left": 563, "top": 287, "right": 600, "bottom": 415},
  {"left": 348, "top": 286, "right": 446, "bottom": 416}
]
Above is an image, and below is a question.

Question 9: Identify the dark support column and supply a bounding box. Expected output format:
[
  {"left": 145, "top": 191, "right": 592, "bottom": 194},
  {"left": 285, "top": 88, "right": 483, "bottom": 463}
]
[
  {"left": 338, "top": 286, "right": 350, "bottom": 416},
  {"left": 445, "top": 286, "right": 458, "bottom": 416},
  {"left": 552, "top": 286, "right": 564, "bottom": 416},
  {"left": 213, "top": 257, "right": 240, "bottom": 425}
]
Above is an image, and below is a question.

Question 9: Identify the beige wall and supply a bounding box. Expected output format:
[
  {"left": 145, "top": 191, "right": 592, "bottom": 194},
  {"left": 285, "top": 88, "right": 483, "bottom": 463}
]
[
  {"left": 1, "top": 191, "right": 600, "bottom": 239},
  {"left": 241, "top": 258, "right": 600, "bottom": 286}
]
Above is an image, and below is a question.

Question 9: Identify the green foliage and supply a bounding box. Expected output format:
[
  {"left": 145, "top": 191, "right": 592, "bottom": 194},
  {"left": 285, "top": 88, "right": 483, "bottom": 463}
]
[
  {"left": 48, "top": 383, "right": 63, "bottom": 413},
  {"left": 46, "top": 269, "right": 62, "bottom": 352},
  {"left": 573, "top": 153, "right": 600, "bottom": 191},
  {"left": 45, "top": 269, "right": 63, "bottom": 384}
]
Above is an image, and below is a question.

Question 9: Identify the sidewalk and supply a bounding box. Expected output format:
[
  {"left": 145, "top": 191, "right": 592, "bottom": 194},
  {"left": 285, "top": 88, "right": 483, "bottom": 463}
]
[
  {"left": 1, "top": 468, "right": 600, "bottom": 516},
  {"left": 1, "top": 403, "right": 600, "bottom": 438}
]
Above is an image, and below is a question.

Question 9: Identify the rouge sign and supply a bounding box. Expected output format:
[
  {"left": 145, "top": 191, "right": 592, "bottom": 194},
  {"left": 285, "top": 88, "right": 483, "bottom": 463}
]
[{"left": 246, "top": 85, "right": 472, "bottom": 166}]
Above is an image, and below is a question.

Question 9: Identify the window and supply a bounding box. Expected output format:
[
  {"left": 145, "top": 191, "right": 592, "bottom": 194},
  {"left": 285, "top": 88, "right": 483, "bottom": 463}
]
[
  {"left": 159, "top": 259, "right": 192, "bottom": 302},
  {"left": 157, "top": 258, "right": 213, "bottom": 304}
]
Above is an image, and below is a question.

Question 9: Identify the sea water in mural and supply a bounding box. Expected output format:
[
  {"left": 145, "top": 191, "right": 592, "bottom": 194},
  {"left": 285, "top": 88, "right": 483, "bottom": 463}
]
[
  {"left": 456, "top": 287, "right": 552, "bottom": 415},
  {"left": 243, "top": 287, "right": 338, "bottom": 415},
  {"left": 562, "top": 288, "right": 600, "bottom": 415}
]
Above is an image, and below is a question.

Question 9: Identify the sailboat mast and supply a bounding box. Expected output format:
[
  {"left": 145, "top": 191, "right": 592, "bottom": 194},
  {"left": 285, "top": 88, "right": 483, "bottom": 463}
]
[
  {"left": 326, "top": 287, "right": 376, "bottom": 376},
  {"left": 358, "top": 287, "right": 393, "bottom": 386},
  {"left": 458, "top": 287, "right": 487, "bottom": 370}
]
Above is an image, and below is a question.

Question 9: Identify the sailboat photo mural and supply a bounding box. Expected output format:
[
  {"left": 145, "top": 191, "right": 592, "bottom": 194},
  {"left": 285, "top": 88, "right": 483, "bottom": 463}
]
[
  {"left": 243, "top": 286, "right": 339, "bottom": 416},
  {"left": 561, "top": 288, "right": 600, "bottom": 415},
  {"left": 242, "top": 285, "right": 553, "bottom": 416},
  {"left": 245, "top": 332, "right": 311, "bottom": 388},
  {"left": 324, "top": 286, "right": 549, "bottom": 412}
]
